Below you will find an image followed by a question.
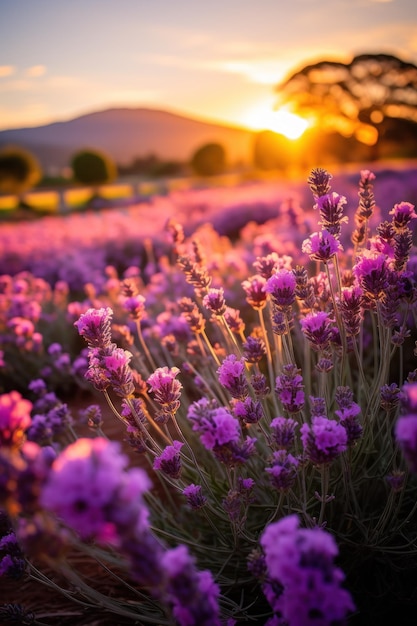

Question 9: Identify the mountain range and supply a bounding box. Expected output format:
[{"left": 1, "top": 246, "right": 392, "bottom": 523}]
[{"left": 0, "top": 108, "right": 255, "bottom": 174}]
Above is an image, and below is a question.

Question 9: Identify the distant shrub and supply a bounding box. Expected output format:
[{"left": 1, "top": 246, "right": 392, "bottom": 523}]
[
  {"left": 71, "top": 149, "right": 117, "bottom": 186},
  {"left": 0, "top": 145, "right": 42, "bottom": 196},
  {"left": 190, "top": 142, "right": 226, "bottom": 176}
]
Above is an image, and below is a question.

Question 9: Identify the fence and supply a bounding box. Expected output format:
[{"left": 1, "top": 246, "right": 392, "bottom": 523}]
[{"left": 0, "top": 173, "right": 244, "bottom": 215}]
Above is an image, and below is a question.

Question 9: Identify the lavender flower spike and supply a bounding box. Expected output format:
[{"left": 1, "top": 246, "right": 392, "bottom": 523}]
[
  {"left": 302, "top": 230, "right": 343, "bottom": 263},
  {"left": 74, "top": 307, "right": 113, "bottom": 348}
]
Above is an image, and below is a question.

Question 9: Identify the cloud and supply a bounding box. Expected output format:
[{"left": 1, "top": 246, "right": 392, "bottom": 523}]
[
  {"left": 25, "top": 65, "right": 47, "bottom": 77},
  {"left": 0, "top": 65, "right": 15, "bottom": 78}
]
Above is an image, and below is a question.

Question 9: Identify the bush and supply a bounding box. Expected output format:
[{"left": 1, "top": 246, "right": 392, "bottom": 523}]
[
  {"left": 190, "top": 142, "right": 226, "bottom": 176},
  {"left": 71, "top": 149, "right": 117, "bottom": 186},
  {"left": 0, "top": 145, "right": 42, "bottom": 196}
]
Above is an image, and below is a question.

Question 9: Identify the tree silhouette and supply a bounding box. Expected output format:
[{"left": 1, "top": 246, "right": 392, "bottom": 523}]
[
  {"left": 276, "top": 53, "right": 417, "bottom": 149},
  {"left": 71, "top": 149, "right": 117, "bottom": 186},
  {"left": 190, "top": 143, "right": 226, "bottom": 176},
  {"left": 0, "top": 145, "right": 42, "bottom": 199}
]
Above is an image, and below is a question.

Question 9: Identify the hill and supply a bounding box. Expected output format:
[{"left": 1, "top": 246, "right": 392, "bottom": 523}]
[{"left": 0, "top": 108, "right": 255, "bottom": 174}]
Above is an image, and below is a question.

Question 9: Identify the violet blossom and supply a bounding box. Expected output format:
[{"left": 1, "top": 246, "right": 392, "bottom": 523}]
[
  {"left": 301, "top": 416, "right": 347, "bottom": 465},
  {"left": 275, "top": 364, "right": 305, "bottom": 414},
  {"left": 153, "top": 440, "right": 184, "bottom": 479},
  {"left": 41, "top": 438, "right": 151, "bottom": 545},
  {"left": 270, "top": 416, "right": 298, "bottom": 449},
  {"left": 302, "top": 230, "right": 342, "bottom": 263},
  {"left": 300, "top": 311, "right": 334, "bottom": 351},
  {"left": 217, "top": 354, "right": 249, "bottom": 400},
  {"left": 147, "top": 366, "right": 182, "bottom": 417},
  {"left": 74, "top": 307, "right": 113, "bottom": 349},
  {"left": 265, "top": 269, "right": 296, "bottom": 309},
  {"left": 266, "top": 450, "right": 299, "bottom": 492},
  {"left": 260, "top": 514, "right": 355, "bottom": 625}
]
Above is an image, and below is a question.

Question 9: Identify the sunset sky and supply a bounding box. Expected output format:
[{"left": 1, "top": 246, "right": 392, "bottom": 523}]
[{"left": 1, "top": 0, "right": 416, "bottom": 134}]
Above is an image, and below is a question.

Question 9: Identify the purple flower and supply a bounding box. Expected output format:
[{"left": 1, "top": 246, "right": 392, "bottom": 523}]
[
  {"left": 202, "top": 287, "right": 227, "bottom": 316},
  {"left": 302, "top": 230, "right": 342, "bottom": 263},
  {"left": 0, "top": 530, "right": 25, "bottom": 580},
  {"left": 102, "top": 346, "right": 135, "bottom": 397},
  {"left": 162, "top": 545, "right": 221, "bottom": 626},
  {"left": 389, "top": 201, "right": 417, "bottom": 231},
  {"left": 241, "top": 275, "right": 267, "bottom": 310},
  {"left": 270, "top": 416, "right": 298, "bottom": 449},
  {"left": 335, "top": 387, "right": 362, "bottom": 446},
  {"left": 242, "top": 335, "right": 266, "bottom": 363},
  {"left": 251, "top": 373, "right": 270, "bottom": 398},
  {"left": 41, "top": 438, "right": 151, "bottom": 545},
  {"left": 395, "top": 384, "right": 417, "bottom": 472},
  {"left": 0, "top": 391, "right": 32, "bottom": 449},
  {"left": 199, "top": 408, "right": 240, "bottom": 450},
  {"left": 266, "top": 450, "right": 299, "bottom": 492},
  {"left": 121, "top": 294, "right": 146, "bottom": 320},
  {"left": 314, "top": 192, "right": 348, "bottom": 238},
  {"left": 217, "top": 354, "right": 249, "bottom": 400},
  {"left": 380, "top": 383, "right": 402, "bottom": 412},
  {"left": 233, "top": 397, "right": 264, "bottom": 424},
  {"left": 353, "top": 252, "right": 390, "bottom": 301},
  {"left": 188, "top": 401, "right": 255, "bottom": 466},
  {"left": 301, "top": 416, "right": 347, "bottom": 465},
  {"left": 74, "top": 307, "right": 113, "bottom": 348},
  {"left": 179, "top": 297, "right": 206, "bottom": 334},
  {"left": 308, "top": 167, "right": 333, "bottom": 199},
  {"left": 260, "top": 514, "right": 355, "bottom": 626},
  {"left": 153, "top": 441, "right": 184, "bottom": 479},
  {"left": 338, "top": 285, "right": 363, "bottom": 337},
  {"left": 300, "top": 311, "right": 334, "bottom": 351},
  {"left": 183, "top": 484, "right": 207, "bottom": 509},
  {"left": 147, "top": 367, "right": 182, "bottom": 417},
  {"left": 395, "top": 415, "right": 417, "bottom": 473},
  {"left": 265, "top": 270, "right": 296, "bottom": 309},
  {"left": 275, "top": 364, "right": 305, "bottom": 414}
]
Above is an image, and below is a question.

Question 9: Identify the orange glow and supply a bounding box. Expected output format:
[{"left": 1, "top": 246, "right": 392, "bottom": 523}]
[{"left": 242, "top": 103, "right": 310, "bottom": 140}]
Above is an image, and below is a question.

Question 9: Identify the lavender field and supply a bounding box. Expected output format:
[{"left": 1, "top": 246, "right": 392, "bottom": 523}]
[{"left": 1, "top": 163, "right": 417, "bottom": 625}]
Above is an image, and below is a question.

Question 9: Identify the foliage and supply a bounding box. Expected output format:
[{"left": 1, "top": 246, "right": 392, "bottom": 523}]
[
  {"left": 71, "top": 148, "right": 117, "bottom": 186},
  {"left": 190, "top": 142, "right": 226, "bottom": 176},
  {"left": 0, "top": 167, "right": 417, "bottom": 624},
  {"left": 0, "top": 145, "right": 42, "bottom": 196},
  {"left": 276, "top": 53, "right": 417, "bottom": 155}
]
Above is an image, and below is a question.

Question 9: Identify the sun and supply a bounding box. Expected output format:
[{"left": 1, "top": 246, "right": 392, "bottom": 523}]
[{"left": 243, "top": 103, "right": 309, "bottom": 140}]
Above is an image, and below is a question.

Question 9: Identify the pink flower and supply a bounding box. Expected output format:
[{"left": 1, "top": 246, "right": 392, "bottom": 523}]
[
  {"left": 0, "top": 391, "right": 32, "bottom": 448},
  {"left": 147, "top": 367, "right": 182, "bottom": 416},
  {"left": 74, "top": 307, "right": 113, "bottom": 348}
]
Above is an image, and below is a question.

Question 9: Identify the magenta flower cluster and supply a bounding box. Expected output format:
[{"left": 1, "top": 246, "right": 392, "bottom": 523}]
[{"left": 260, "top": 515, "right": 355, "bottom": 625}]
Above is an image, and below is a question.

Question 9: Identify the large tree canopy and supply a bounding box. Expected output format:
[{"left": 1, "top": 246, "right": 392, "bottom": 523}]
[{"left": 276, "top": 53, "right": 417, "bottom": 146}]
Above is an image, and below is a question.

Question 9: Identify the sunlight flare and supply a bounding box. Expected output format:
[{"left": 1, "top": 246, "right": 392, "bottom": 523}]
[{"left": 243, "top": 103, "right": 309, "bottom": 139}]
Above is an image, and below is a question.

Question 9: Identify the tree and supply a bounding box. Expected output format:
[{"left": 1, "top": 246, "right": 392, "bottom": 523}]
[
  {"left": 275, "top": 53, "right": 417, "bottom": 151},
  {"left": 0, "top": 145, "right": 42, "bottom": 197},
  {"left": 71, "top": 149, "right": 117, "bottom": 186},
  {"left": 190, "top": 143, "right": 226, "bottom": 176}
]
